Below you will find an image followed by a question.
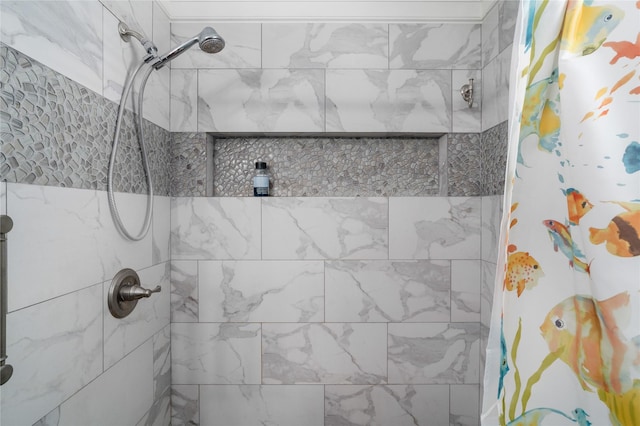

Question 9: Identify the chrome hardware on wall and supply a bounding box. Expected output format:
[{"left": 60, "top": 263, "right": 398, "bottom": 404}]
[
  {"left": 1, "top": 215, "right": 14, "bottom": 385},
  {"left": 108, "top": 268, "right": 161, "bottom": 319},
  {"left": 460, "top": 78, "right": 474, "bottom": 108}
]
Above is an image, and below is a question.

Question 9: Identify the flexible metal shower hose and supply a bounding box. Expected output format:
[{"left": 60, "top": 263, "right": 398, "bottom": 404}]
[{"left": 107, "top": 60, "right": 154, "bottom": 241}]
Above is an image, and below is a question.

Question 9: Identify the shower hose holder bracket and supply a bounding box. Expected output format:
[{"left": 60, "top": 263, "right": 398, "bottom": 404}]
[{"left": 108, "top": 268, "right": 161, "bottom": 319}]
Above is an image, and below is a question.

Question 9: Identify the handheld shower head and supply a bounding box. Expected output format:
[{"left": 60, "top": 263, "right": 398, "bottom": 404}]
[
  {"left": 198, "top": 27, "right": 225, "bottom": 54},
  {"left": 153, "top": 26, "right": 225, "bottom": 69}
]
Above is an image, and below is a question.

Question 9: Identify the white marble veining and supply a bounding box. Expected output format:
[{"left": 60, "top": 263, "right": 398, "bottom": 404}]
[
  {"left": 0, "top": 0, "right": 103, "bottom": 94},
  {"left": 143, "top": 65, "right": 171, "bottom": 130},
  {"left": 169, "top": 23, "right": 261, "bottom": 69},
  {"left": 152, "top": 196, "right": 171, "bottom": 264},
  {"left": 451, "top": 260, "right": 481, "bottom": 322},
  {"left": 326, "top": 69, "right": 451, "bottom": 133},
  {"left": 172, "top": 323, "right": 261, "bottom": 384},
  {"left": 198, "top": 69, "right": 325, "bottom": 132},
  {"left": 389, "top": 197, "right": 481, "bottom": 260},
  {"left": 453, "top": 69, "right": 482, "bottom": 133},
  {"left": 171, "top": 260, "right": 199, "bottom": 322},
  {"left": 499, "top": 0, "right": 519, "bottom": 52},
  {"left": 0, "top": 181, "right": 6, "bottom": 215},
  {"left": 51, "top": 340, "right": 154, "bottom": 426},
  {"left": 481, "top": 260, "right": 497, "bottom": 329},
  {"left": 262, "top": 197, "right": 388, "bottom": 260},
  {"left": 152, "top": 2, "right": 172, "bottom": 62},
  {"left": 171, "top": 385, "right": 199, "bottom": 426},
  {"left": 482, "top": 3, "right": 500, "bottom": 67},
  {"left": 482, "top": 47, "right": 511, "bottom": 131},
  {"left": 325, "top": 385, "right": 449, "bottom": 426},
  {"left": 262, "top": 323, "right": 387, "bottom": 384},
  {"left": 388, "top": 323, "right": 480, "bottom": 384},
  {"left": 450, "top": 385, "right": 481, "bottom": 426},
  {"left": 142, "top": 325, "right": 172, "bottom": 426},
  {"left": 325, "top": 260, "right": 450, "bottom": 322},
  {"left": 199, "top": 261, "right": 324, "bottom": 322},
  {"left": 1, "top": 285, "right": 103, "bottom": 426},
  {"left": 262, "top": 23, "right": 387, "bottom": 69},
  {"left": 389, "top": 24, "right": 481, "bottom": 70},
  {"left": 171, "top": 197, "right": 261, "bottom": 260},
  {"left": 7, "top": 183, "right": 152, "bottom": 312},
  {"left": 170, "top": 69, "right": 198, "bottom": 132},
  {"left": 104, "top": 262, "right": 170, "bottom": 369},
  {"left": 482, "top": 195, "right": 503, "bottom": 263},
  {"left": 201, "top": 385, "right": 324, "bottom": 426}
]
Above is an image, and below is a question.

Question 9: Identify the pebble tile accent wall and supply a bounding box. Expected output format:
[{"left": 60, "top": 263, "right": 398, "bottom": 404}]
[{"left": 0, "top": 43, "right": 171, "bottom": 196}]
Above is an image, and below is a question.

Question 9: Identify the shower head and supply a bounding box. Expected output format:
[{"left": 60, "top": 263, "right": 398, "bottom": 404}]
[{"left": 153, "top": 26, "right": 225, "bottom": 69}]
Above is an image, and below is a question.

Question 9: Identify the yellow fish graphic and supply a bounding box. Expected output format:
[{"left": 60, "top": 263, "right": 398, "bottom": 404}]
[
  {"left": 589, "top": 201, "right": 640, "bottom": 257},
  {"left": 504, "top": 251, "right": 544, "bottom": 296},
  {"left": 540, "top": 292, "right": 639, "bottom": 395},
  {"left": 562, "top": 2, "right": 625, "bottom": 56}
]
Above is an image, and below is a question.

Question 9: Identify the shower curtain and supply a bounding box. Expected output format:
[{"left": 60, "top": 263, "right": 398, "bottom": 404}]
[{"left": 482, "top": 1, "right": 640, "bottom": 425}]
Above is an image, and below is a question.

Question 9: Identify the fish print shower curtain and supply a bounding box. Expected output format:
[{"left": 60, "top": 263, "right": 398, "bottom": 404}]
[{"left": 483, "top": 1, "right": 640, "bottom": 425}]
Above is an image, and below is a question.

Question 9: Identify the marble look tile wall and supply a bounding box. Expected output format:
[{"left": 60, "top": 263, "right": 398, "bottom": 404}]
[
  {"left": 171, "top": 195, "right": 489, "bottom": 425},
  {"left": 482, "top": 0, "right": 518, "bottom": 131},
  {"left": 171, "top": 21, "right": 482, "bottom": 133},
  {"left": 2, "top": 182, "right": 171, "bottom": 426}
]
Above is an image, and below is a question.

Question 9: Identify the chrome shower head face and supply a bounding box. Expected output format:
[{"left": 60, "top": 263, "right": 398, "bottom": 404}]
[{"left": 198, "top": 27, "right": 225, "bottom": 54}]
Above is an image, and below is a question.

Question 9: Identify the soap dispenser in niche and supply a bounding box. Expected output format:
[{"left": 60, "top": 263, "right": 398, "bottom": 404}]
[{"left": 253, "top": 161, "right": 270, "bottom": 196}]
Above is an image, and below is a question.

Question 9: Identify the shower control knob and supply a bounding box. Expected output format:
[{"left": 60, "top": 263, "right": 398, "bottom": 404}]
[
  {"left": 108, "top": 268, "right": 161, "bottom": 318},
  {"left": 119, "top": 284, "right": 161, "bottom": 301}
]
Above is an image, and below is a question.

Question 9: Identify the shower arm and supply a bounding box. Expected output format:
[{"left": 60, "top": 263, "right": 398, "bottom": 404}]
[{"left": 118, "top": 21, "right": 158, "bottom": 57}]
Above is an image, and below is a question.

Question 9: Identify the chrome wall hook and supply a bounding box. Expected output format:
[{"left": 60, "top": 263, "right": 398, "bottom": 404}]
[{"left": 460, "top": 78, "right": 474, "bottom": 108}]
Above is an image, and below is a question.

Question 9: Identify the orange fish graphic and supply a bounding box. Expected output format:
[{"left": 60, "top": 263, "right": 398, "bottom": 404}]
[
  {"left": 540, "top": 292, "right": 639, "bottom": 395},
  {"left": 564, "top": 188, "right": 594, "bottom": 225},
  {"left": 504, "top": 251, "right": 544, "bottom": 296},
  {"left": 589, "top": 202, "right": 640, "bottom": 257},
  {"left": 604, "top": 33, "right": 640, "bottom": 64}
]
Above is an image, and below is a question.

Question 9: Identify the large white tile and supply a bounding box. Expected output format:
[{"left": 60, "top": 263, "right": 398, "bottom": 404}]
[
  {"left": 169, "top": 23, "right": 261, "bottom": 69},
  {"left": 143, "top": 64, "right": 171, "bottom": 130},
  {"left": 388, "top": 323, "right": 480, "bottom": 384},
  {"left": 201, "top": 385, "right": 324, "bottom": 426},
  {"left": 0, "top": 0, "right": 103, "bottom": 94},
  {"left": 197, "top": 69, "right": 325, "bottom": 133},
  {"left": 262, "top": 23, "right": 387, "bottom": 69},
  {"left": 262, "top": 197, "right": 388, "bottom": 260},
  {"left": 0, "top": 181, "right": 6, "bottom": 215},
  {"left": 263, "top": 323, "right": 387, "bottom": 384},
  {"left": 152, "top": 1, "right": 172, "bottom": 59},
  {"left": 451, "top": 384, "right": 480, "bottom": 426},
  {"left": 7, "top": 183, "right": 152, "bottom": 311},
  {"left": 481, "top": 195, "right": 503, "bottom": 263},
  {"left": 389, "top": 23, "right": 481, "bottom": 69},
  {"left": 172, "top": 323, "right": 262, "bottom": 384},
  {"left": 104, "top": 262, "right": 170, "bottom": 369},
  {"left": 481, "top": 47, "right": 511, "bottom": 131},
  {"left": 55, "top": 340, "right": 154, "bottom": 426},
  {"left": 389, "top": 197, "right": 481, "bottom": 260},
  {"left": 325, "top": 385, "right": 449, "bottom": 426},
  {"left": 199, "top": 260, "right": 324, "bottom": 322},
  {"left": 171, "top": 197, "right": 261, "bottom": 260},
  {"left": 100, "top": 0, "right": 152, "bottom": 40},
  {"left": 326, "top": 70, "right": 451, "bottom": 133},
  {"left": 170, "top": 69, "right": 198, "bottom": 132},
  {"left": 171, "top": 260, "right": 199, "bottom": 322},
  {"left": 171, "top": 385, "right": 199, "bottom": 426},
  {"left": 482, "top": 3, "right": 500, "bottom": 67},
  {"left": 152, "top": 196, "right": 171, "bottom": 264},
  {"left": 1, "top": 285, "right": 103, "bottom": 426},
  {"left": 451, "top": 260, "right": 482, "bottom": 322},
  {"left": 325, "top": 260, "right": 450, "bottom": 322}
]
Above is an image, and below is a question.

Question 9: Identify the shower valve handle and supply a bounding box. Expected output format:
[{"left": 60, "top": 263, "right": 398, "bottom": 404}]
[{"left": 119, "top": 284, "right": 161, "bottom": 301}]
